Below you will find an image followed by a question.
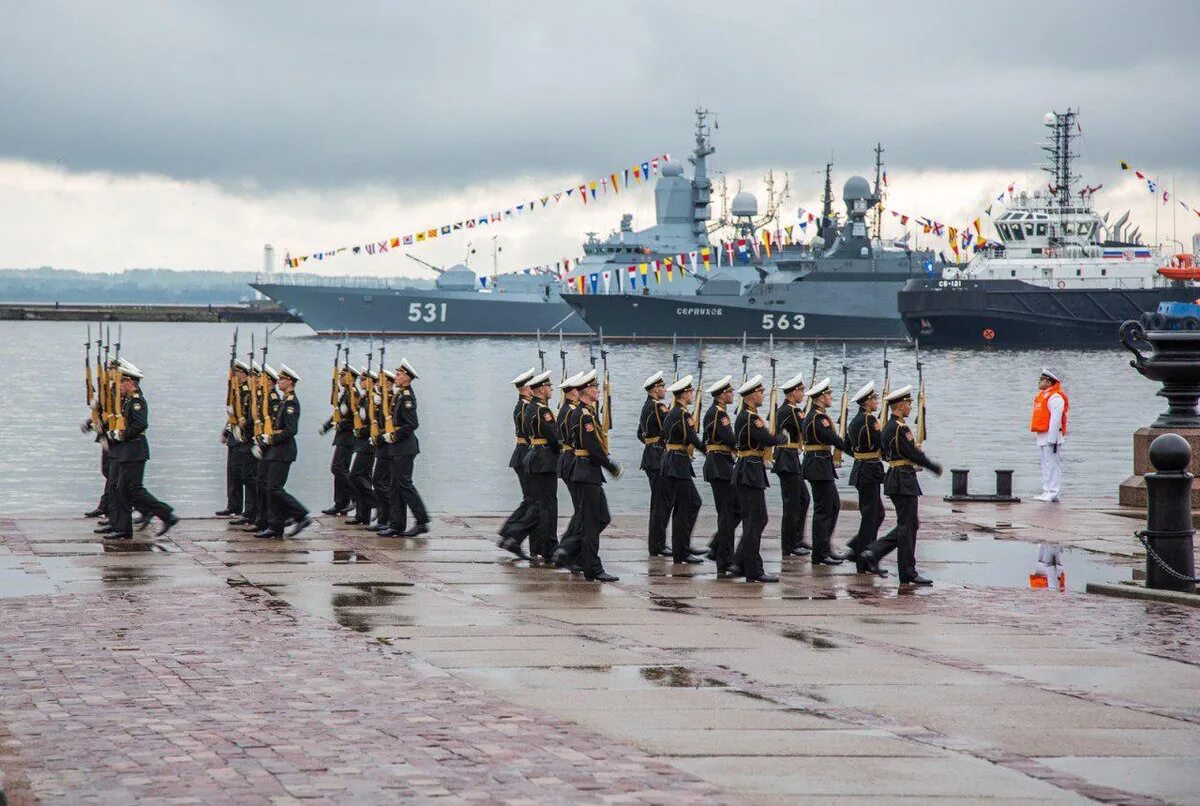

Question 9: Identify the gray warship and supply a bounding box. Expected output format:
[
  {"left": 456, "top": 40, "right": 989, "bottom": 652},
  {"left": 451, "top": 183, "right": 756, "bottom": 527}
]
[
  {"left": 251, "top": 109, "right": 731, "bottom": 336},
  {"left": 560, "top": 159, "right": 942, "bottom": 341}
]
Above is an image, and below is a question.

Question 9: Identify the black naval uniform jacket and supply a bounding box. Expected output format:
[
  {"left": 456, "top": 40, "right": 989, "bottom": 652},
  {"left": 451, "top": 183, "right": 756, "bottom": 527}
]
[
  {"left": 881, "top": 415, "right": 938, "bottom": 497},
  {"left": 847, "top": 408, "right": 885, "bottom": 488},
  {"left": 323, "top": 390, "right": 356, "bottom": 447},
  {"left": 509, "top": 396, "right": 531, "bottom": 470},
  {"left": 660, "top": 402, "right": 705, "bottom": 479},
  {"left": 556, "top": 401, "right": 579, "bottom": 482},
  {"left": 233, "top": 382, "right": 254, "bottom": 448},
  {"left": 732, "top": 407, "right": 786, "bottom": 489},
  {"left": 770, "top": 402, "right": 805, "bottom": 476},
  {"left": 390, "top": 387, "right": 420, "bottom": 456},
  {"left": 801, "top": 406, "right": 849, "bottom": 482},
  {"left": 572, "top": 405, "right": 619, "bottom": 484},
  {"left": 110, "top": 389, "right": 150, "bottom": 463},
  {"left": 266, "top": 392, "right": 300, "bottom": 463},
  {"left": 702, "top": 402, "right": 737, "bottom": 482},
  {"left": 636, "top": 396, "right": 668, "bottom": 473},
  {"left": 523, "top": 398, "right": 561, "bottom": 475}
]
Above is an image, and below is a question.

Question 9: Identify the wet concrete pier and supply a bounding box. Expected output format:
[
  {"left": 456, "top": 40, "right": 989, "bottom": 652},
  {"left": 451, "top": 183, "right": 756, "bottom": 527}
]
[{"left": 2, "top": 498, "right": 1200, "bottom": 803}]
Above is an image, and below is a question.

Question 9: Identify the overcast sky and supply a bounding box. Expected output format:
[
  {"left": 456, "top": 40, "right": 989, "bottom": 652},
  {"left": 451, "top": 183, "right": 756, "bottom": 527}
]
[{"left": 2, "top": 0, "right": 1198, "bottom": 274}]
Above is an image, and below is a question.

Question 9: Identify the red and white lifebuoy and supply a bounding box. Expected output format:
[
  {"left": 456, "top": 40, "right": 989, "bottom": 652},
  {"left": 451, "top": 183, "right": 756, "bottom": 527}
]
[{"left": 1057, "top": 280, "right": 1066, "bottom": 289}]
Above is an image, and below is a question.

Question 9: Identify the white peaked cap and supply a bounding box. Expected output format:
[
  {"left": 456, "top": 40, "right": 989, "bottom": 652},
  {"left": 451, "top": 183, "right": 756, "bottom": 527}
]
[
  {"left": 576, "top": 368, "right": 598, "bottom": 386},
  {"left": 780, "top": 373, "right": 804, "bottom": 392},
  {"left": 367, "top": 369, "right": 379, "bottom": 380},
  {"left": 264, "top": 364, "right": 280, "bottom": 380},
  {"left": 278, "top": 364, "right": 302, "bottom": 382},
  {"left": 885, "top": 384, "right": 913, "bottom": 404},
  {"left": 1041, "top": 367, "right": 1062, "bottom": 383},
  {"left": 397, "top": 357, "right": 418, "bottom": 379},
  {"left": 560, "top": 371, "right": 585, "bottom": 390},
  {"left": 668, "top": 374, "right": 694, "bottom": 394},
  {"left": 643, "top": 370, "right": 665, "bottom": 390},
  {"left": 707, "top": 375, "right": 733, "bottom": 395},
  {"left": 511, "top": 367, "right": 537, "bottom": 386},
  {"left": 357, "top": 366, "right": 369, "bottom": 376},
  {"left": 528, "top": 370, "right": 553, "bottom": 387},
  {"left": 806, "top": 377, "right": 831, "bottom": 397},
  {"left": 250, "top": 360, "right": 262, "bottom": 373},
  {"left": 737, "top": 375, "right": 765, "bottom": 396},
  {"left": 852, "top": 381, "right": 876, "bottom": 403},
  {"left": 118, "top": 359, "right": 144, "bottom": 379},
  {"left": 343, "top": 364, "right": 360, "bottom": 377},
  {"left": 233, "top": 359, "right": 251, "bottom": 372}
]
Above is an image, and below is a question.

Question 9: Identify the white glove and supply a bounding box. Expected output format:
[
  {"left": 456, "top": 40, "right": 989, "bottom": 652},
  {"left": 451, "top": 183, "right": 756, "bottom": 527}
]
[
  {"left": 384, "top": 432, "right": 396, "bottom": 444},
  {"left": 373, "top": 394, "right": 382, "bottom": 406},
  {"left": 219, "top": 431, "right": 229, "bottom": 446},
  {"left": 319, "top": 423, "right": 332, "bottom": 435},
  {"left": 259, "top": 434, "right": 272, "bottom": 446},
  {"left": 80, "top": 418, "right": 93, "bottom": 434},
  {"left": 251, "top": 444, "right": 263, "bottom": 460},
  {"left": 340, "top": 403, "right": 349, "bottom": 415},
  {"left": 610, "top": 464, "right": 623, "bottom": 479},
  {"left": 111, "top": 430, "right": 124, "bottom": 442},
  {"left": 90, "top": 398, "right": 100, "bottom": 412},
  {"left": 226, "top": 405, "right": 234, "bottom": 415},
  {"left": 232, "top": 426, "right": 243, "bottom": 443}
]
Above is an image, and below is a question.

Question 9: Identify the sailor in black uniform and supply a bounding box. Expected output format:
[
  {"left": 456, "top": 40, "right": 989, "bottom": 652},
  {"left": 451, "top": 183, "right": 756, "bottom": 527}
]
[
  {"left": 771, "top": 373, "right": 812, "bottom": 559},
  {"left": 225, "top": 360, "right": 257, "bottom": 526},
  {"left": 384, "top": 358, "right": 430, "bottom": 537},
  {"left": 845, "top": 382, "right": 886, "bottom": 561},
  {"left": 858, "top": 385, "right": 943, "bottom": 585},
  {"left": 498, "top": 368, "right": 537, "bottom": 557},
  {"left": 636, "top": 372, "right": 671, "bottom": 557},
  {"left": 801, "top": 377, "right": 851, "bottom": 565},
  {"left": 345, "top": 367, "right": 379, "bottom": 527},
  {"left": 732, "top": 375, "right": 787, "bottom": 582},
  {"left": 702, "top": 376, "right": 740, "bottom": 576},
  {"left": 571, "top": 369, "right": 622, "bottom": 582},
  {"left": 319, "top": 365, "right": 356, "bottom": 516},
  {"left": 660, "top": 375, "right": 706, "bottom": 564},
  {"left": 521, "top": 370, "right": 561, "bottom": 563},
  {"left": 243, "top": 364, "right": 279, "bottom": 534},
  {"left": 551, "top": 372, "right": 585, "bottom": 569},
  {"left": 259, "top": 364, "right": 313, "bottom": 538},
  {"left": 367, "top": 369, "right": 392, "bottom": 532}
]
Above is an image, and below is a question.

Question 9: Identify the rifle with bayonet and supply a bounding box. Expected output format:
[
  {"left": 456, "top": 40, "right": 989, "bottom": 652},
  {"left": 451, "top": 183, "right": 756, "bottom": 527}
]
[
  {"left": 765, "top": 334, "right": 778, "bottom": 465},
  {"left": 259, "top": 328, "right": 274, "bottom": 445},
  {"left": 84, "top": 325, "right": 102, "bottom": 434},
  {"left": 914, "top": 339, "right": 927, "bottom": 447},
  {"left": 671, "top": 332, "right": 680, "bottom": 382},
  {"left": 366, "top": 338, "right": 379, "bottom": 443},
  {"left": 330, "top": 334, "right": 344, "bottom": 426},
  {"left": 600, "top": 328, "right": 612, "bottom": 431},
  {"left": 347, "top": 344, "right": 363, "bottom": 434},
  {"left": 736, "top": 331, "right": 748, "bottom": 413},
  {"left": 804, "top": 347, "right": 819, "bottom": 415},
  {"left": 110, "top": 326, "right": 126, "bottom": 438},
  {"left": 536, "top": 328, "right": 546, "bottom": 372},
  {"left": 227, "top": 327, "right": 240, "bottom": 429},
  {"left": 833, "top": 342, "right": 849, "bottom": 467},
  {"left": 691, "top": 338, "right": 705, "bottom": 423},
  {"left": 95, "top": 324, "right": 106, "bottom": 430},
  {"left": 881, "top": 339, "right": 891, "bottom": 403},
  {"left": 380, "top": 335, "right": 395, "bottom": 441}
]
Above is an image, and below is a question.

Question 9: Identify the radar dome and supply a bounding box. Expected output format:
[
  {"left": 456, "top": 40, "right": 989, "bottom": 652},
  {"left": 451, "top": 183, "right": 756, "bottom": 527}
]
[
  {"left": 1044, "top": 112, "right": 1056, "bottom": 124},
  {"left": 843, "top": 175, "right": 871, "bottom": 200},
  {"left": 732, "top": 191, "right": 758, "bottom": 217},
  {"left": 660, "top": 160, "right": 684, "bottom": 177}
]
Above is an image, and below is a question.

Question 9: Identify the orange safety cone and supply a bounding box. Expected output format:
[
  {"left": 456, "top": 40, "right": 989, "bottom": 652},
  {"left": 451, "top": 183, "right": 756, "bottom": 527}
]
[{"left": 1029, "top": 573, "right": 1049, "bottom": 588}]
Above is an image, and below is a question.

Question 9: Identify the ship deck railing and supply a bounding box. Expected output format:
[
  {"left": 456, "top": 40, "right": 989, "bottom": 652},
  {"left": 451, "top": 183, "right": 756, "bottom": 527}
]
[{"left": 253, "top": 273, "right": 433, "bottom": 290}]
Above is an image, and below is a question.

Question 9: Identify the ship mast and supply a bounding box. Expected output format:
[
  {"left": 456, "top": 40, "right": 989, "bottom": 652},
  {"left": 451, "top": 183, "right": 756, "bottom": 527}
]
[
  {"left": 872, "top": 143, "right": 885, "bottom": 241},
  {"left": 491, "top": 235, "right": 501, "bottom": 283},
  {"left": 818, "top": 160, "right": 834, "bottom": 241},
  {"left": 689, "top": 107, "right": 715, "bottom": 244},
  {"left": 1041, "top": 108, "right": 1079, "bottom": 246}
]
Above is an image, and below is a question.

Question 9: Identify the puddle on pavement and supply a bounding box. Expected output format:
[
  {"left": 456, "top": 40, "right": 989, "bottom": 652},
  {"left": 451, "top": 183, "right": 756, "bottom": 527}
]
[
  {"left": 639, "top": 665, "right": 727, "bottom": 688},
  {"left": 910, "top": 535, "right": 1132, "bottom": 592},
  {"left": 224, "top": 550, "right": 371, "bottom": 567},
  {"left": 781, "top": 630, "right": 840, "bottom": 649},
  {"left": 0, "top": 567, "right": 56, "bottom": 598}
]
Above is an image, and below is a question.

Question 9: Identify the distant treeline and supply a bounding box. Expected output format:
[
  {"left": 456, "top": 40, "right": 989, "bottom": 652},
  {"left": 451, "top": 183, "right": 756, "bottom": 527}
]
[{"left": 0, "top": 268, "right": 432, "bottom": 304}]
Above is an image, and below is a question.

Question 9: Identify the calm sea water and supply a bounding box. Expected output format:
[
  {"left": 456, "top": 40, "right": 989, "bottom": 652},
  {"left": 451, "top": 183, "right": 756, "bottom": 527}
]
[{"left": 0, "top": 321, "right": 1163, "bottom": 517}]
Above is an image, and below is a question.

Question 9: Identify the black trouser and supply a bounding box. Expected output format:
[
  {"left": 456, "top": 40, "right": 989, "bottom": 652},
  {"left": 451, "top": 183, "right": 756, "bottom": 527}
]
[
  {"left": 112, "top": 460, "right": 172, "bottom": 535},
  {"left": 809, "top": 479, "right": 841, "bottom": 560},
  {"left": 230, "top": 448, "right": 258, "bottom": 521},
  {"left": 708, "top": 480, "right": 740, "bottom": 571},
  {"left": 524, "top": 471, "right": 559, "bottom": 558},
  {"left": 577, "top": 483, "right": 610, "bottom": 576},
  {"left": 225, "top": 445, "right": 243, "bottom": 513},
  {"left": 251, "top": 454, "right": 270, "bottom": 528},
  {"left": 645, "top": 470, "right": 670, "bottom": 554},
  {"left": 502, "top": 469, "right": 539, "bottom": 544},
  {"left": 557, "top": 480, "right": 584, "bottom": 563},
  {"left": 330, "top": 444, "right": 354, "bottom": 509},
  {"left": 735, "top": 485, "right": 769, "bottom": 580},
  {"left": 866, "top": 494, "right": 919, "bottom": 580},
  {"left": 101, "top": 450, "right": 116, "bottom": 517},
  {"left": 264, "top": 460, "right": 307, "bottom": 533},
  {"left": 777, "top": 473, "right": 810, "bottom": 553},
  {"left": 349, "top": 448, "right": 378, "bottom": 522},
  {"left": 372, "top": 452, "right": 392, "bottom": 526},
  {"left": 847, "top": 481, "right": 885, "bottom": 556},
  {"left": 665, "top": 476, "right": 701, "bottom": 560},
  {"left": 389, "top": 453, "right": 428, "bottom": 531}
]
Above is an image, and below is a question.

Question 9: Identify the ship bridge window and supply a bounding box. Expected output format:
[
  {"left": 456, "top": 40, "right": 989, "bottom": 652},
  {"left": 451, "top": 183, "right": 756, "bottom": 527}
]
[
  {"left": 1076, "top": 269, "right": 1082, "bottom": 276},
  {"left": 1036, "top": 223, "right": 1047, "bottom": 236},
  {"left": 1024, "top": 224, "right": 1035, "bottom": 237},
  {"left": 1011, "top": 225, "right": 1024, "bottom": 241},
  {"left": 997, "top": 224, "right": 1010, "bottom": 239}
]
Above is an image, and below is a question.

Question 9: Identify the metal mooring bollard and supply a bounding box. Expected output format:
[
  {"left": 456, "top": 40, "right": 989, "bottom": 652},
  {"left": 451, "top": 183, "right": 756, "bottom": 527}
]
[
  {"left": 950, "top": 469, "right": 970, "bottom": 498},
  {"left": 995, "top": 470, "right": 1015, "bottom": 499},
  {"left": 1139, "top": 434, "right": 1198, "bottom": 593}
]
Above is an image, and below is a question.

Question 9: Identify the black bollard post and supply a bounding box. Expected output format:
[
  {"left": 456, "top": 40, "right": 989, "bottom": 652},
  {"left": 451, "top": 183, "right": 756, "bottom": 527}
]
[
  {"left": 950, "top": 469, "right": 970, "bottom": 498},
  {"left": 995, "top": 470, "right": 1015, "bottom": 499},
  {"left": 1141, "top": 434, "right": 1197, "bottom": 593}
]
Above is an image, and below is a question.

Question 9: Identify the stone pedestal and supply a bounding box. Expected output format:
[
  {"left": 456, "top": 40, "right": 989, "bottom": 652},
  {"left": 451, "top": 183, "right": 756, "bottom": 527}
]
[{"left": 1119, "top": 427, "right": 1200, "bottom": 507}]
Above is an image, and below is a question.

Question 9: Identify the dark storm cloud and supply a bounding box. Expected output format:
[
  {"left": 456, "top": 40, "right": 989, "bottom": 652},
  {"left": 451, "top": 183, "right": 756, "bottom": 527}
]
[{"left": 3, "top": 0, "right": 1198, "bottom": 192}]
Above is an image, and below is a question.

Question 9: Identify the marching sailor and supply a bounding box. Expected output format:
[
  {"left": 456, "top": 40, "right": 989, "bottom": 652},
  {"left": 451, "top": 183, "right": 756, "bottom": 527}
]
[
  {"left": 571, "top": 369, "right": 622, "bottom": 582},
  {"left": 636, "top": 372, "right": 671, "bottom": 557},
  {"left": 660, "top": 374, "right": 706, "bottom": 564},
  {"left": 498, "top": 368, "right": 537, "bottom": 558},
  {"left": 552, "top": 372, "right": 585, "bottom": 569},
  {"left": 259, "top": 364, "right": 313, "bottom": 538},
  {"left": 732, "top": 375, "right": 787, "bottom": 582},
  {"left": 801, "top": 377, "right": 851, "bottom": 565},
  {"left": 845, "top": 382, "right": 886, "bottom": 560},
  {"left": 384, "top": 359, "right": 430, "bottom": 537},
  {"left": 702, "top": 376, "right": 740, "bottom": 577},
  {"left": 243, "top": 364, "right": 278, "bottom": 534},
  {"left": 857, "top": 385, "right": 943, "bottom": 585},
  {"left": 346, "top": 367, "right": 379, "bottom": 526},
  {"left": 367, "top": 369, "right": 393, "bottom": 533},
  {"left": 1032, "top": 368, "right": 1068, "bottom": 502},
  {"left": 771, "top": 373, "right": 812, "bottom": 558},
  {"left": 226, "top": 360, "right": 257, "bottom": 526},
  {"left": 319, "top": 365, "right": 357, "bottom": 516},
  {"left": 521, "top": 370, "right": 561, "bottom": 563}
]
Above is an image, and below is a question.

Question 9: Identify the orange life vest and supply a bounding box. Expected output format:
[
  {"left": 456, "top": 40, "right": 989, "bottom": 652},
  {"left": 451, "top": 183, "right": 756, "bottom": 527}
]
[{"left": 1030, "top": 383, "right": 1068, "bottom": 435}]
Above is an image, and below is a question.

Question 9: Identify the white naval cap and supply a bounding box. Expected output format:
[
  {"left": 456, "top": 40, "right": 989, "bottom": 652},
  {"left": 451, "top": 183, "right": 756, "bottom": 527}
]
[
  {"left": 396, "top": 357, "right": 418, "bottom": 379},
  {"left": 667, "top": 374, "right": 694, "bottom": 394},
  {"left": 263, "top": 364, "right": 280, "bottom": 381},
  {"left": 250, "top": 360, "right": 262, "bottom": 373},
  {"left": 707, "top": 375, "right": 733, "bottom": 395},
  {"left": 559, "top": 371, "right": 585, "bottom": 390},
  {"left": 342, "top": 364, "right": 360, "bottom": 377},
  {"left": 357, "top": 366, "right": 369, "bottom": 377},
  {"left": 511, "top": 367, "right": 537, "bottom": 386},
  {"left": 117, "top": 358, "right": 144, "bottom": 379},
  {"left": 779, "top": 372, "right": 805, "bottom": 392},
  {"left": 737, "top": 375, "right": 765, "bottom": 396},
  {"left": 528, "top": 370, "right": 553, "bottom": 388},
  {"left": 852, "top": 381, "right": 876, "bottom": 404},
  {"left": 643, "top": 370, "right": 665, "bottom": 390},
  {"left": 233, "top": 359, "right": 251, "bottom": 373},
  {"left": 278, "top": 364, "right": 302, "bottom": 382},
  {"left": 1040, "top": 367, "right": 1062, "bottom": 383},
  {"left": 576, "top": 368, "right": 598, "bottom": 387},
  {"left": 885, "top": 384, "right": 913, "bottom": 404},
  {"left": 367, "top": 369, "right": 379, "bottom": 380},
  {"left": 806, "top": 377, "right": 832, "bottom": 397}
]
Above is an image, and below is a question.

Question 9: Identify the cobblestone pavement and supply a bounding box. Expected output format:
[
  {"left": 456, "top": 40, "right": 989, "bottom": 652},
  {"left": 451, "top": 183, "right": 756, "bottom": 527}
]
[{"left": 1, "top": 497, "right": 1199, "bottom": 804}]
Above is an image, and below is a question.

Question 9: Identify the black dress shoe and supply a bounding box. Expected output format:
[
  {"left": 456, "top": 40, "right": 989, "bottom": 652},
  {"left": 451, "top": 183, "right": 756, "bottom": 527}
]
[
  {"left": 674, "top": 556, "right": 704, "bottom": 565},
  {"left": 705, "top": 550, "right": 718, "bottom": 561},
  {"left": 228, "top": 517, "right": 248, "bottom": 526},
  {"left": 105, "top": 532, "right": 133, "bottom": 540},
  {"left": 365, "top": 524, "right": 383, "bottom": 532},
  {"left": 688, "top": 547, "right": 707, "bottom": 556},
  {"left": 242, "top": 523, "right": 264, "bottom": 532},
  {"left": 500, "top": 539, "right": 529, "bottom": 560},
  {"left": 401, "top": 523, "right": 429, "bottom": 537},
  {"left": 84, "top": 508, "right": 104, "bottom": 518},
  {"left": 584, "top": 571, "right": 619, "bottom": 582},
  {"left": 93, "top": 525, "right": 115, "bottom": 534},
  {"left": 97, "top": 519, "right": 111, "bottom": 527},
  {"left": 344, "top": 518, "right": 364, "bottom": 525},
  {"left": 157, "top": 514, "right": 180, "bottom": 537},
  {"left": 716, "top": 568, "right": 737, "bottom": 579},
  {"left": 321, "top": 507, "right": 341, "bottom": 516},
  {"left": 900, "top": 574, "right": 933, "bottom": 586},
  {"left": 812, "top": 556, "right": 844, "bottom": 566},
  {"left": 569, "top": 565, "right": 584, "bottom": 575},
  {"left": 855, "top": 551, "right": 887, "bottom": 576},
  {"left": 786, "top": 547, "right": 812, "bottom": 557},
  {"left": 550, "top": 550, "right": 569, "bottom": 568},
  {"left": 746, "top": 574, "right": 779, "bottom": 583},
  {"left": 134, "top": 513, "right": 151, "bottom": 527},
  {"left": 827, "top": 549, "right": 848, "bottom": 561},
  {"left": 215, "top": 509, "right": 235, "bottom": 517},
  {"left": 652, "top": 548, "right": 673, "bottom": 557},
  {"left": 254, "top": 528, "right": 278, "bottom": 538},
  {"left": 288, "top": 516, "right": 314, "bottom": 537}
]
